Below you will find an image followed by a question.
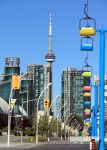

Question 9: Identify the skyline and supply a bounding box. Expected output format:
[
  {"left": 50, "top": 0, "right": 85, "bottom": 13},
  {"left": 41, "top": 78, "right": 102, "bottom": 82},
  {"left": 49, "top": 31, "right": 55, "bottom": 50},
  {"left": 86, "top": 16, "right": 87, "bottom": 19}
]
[{"left": 0, "top": 0, "right": 107, "bottom": 99}]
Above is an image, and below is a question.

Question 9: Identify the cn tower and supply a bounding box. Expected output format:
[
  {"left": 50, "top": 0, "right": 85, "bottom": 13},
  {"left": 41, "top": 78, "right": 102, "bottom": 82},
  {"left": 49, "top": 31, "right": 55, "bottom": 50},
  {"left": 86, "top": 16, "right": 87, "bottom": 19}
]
[{"left": 45, "top": 13, "right": 55, "bottom": 114}]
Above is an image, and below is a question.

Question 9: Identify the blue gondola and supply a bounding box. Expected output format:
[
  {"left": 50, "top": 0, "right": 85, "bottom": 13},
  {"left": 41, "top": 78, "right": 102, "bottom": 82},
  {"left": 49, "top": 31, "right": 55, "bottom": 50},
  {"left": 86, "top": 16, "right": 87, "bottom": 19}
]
[
  {"left": 80, "top": 36, "right": 93, "bottom": 51},
  {"left": 86, "top": 118, "right": 90, "bottom": 123},
  {"left": 84, "top": 101, "right": 91, "bottom": 107}
]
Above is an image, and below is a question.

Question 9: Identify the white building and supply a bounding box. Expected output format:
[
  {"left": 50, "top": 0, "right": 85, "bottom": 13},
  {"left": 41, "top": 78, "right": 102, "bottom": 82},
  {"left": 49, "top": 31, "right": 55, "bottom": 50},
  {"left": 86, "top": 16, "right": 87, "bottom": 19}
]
[{"left": 94, "top": 75, "right": 107, "bottom": 120}]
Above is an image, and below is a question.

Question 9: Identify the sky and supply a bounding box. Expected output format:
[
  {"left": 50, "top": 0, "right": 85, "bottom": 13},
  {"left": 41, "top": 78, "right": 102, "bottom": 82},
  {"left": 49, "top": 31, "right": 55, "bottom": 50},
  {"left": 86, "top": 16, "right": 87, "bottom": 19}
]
[{"left": 0, "top": 0, "right": 107, "bottom": 104}]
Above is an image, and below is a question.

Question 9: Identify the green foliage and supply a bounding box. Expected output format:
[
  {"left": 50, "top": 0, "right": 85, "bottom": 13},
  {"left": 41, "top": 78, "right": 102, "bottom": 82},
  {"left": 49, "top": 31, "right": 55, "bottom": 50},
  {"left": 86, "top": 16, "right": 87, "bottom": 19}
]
[
  {"left": 14, "top": 126, "right": 21, "bottom": 132},
  {"left": 24, "top": 127, "right": 32, "bottom": 136},
  {"left": 31, "top": 110, "right": 37, "bottom": 131},
  {"left": 49, "top": 117, "right": 57, "bottom": 133},
  {"left": 38, "top": 115, "right": 49, "bottom": 133}
]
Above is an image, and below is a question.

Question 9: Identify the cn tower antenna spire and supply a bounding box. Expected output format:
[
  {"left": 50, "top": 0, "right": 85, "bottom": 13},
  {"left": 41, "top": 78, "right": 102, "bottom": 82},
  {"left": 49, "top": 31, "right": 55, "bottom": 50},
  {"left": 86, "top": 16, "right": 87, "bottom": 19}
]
[
  {"left": 49, "top": 12, "right": 52, "bottom": 36},
  {"left": 48, "top": 12, "right": 52, "bottom": 53}
]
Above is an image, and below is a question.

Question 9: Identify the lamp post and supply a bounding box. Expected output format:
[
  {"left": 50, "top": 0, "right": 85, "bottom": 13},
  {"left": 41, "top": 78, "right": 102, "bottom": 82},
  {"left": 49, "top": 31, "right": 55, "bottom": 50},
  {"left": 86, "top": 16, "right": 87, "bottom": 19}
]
[
  {"left": 63, "top": 108, "right": 71, "bottom": 140},
  {"left": 35, "top": 83, "right": 52, "bottom": 143},
  {"left": 49, "top": 95, "right": 60, "bottom": 115},
  {"left": 47, "top": 95, "right": 60, "bottom": 142},
  {"left": 56, "top": 103, "right": 67, "bottom": 138},
  {"left": 7, "top": 72, "right": 29, "bottom": 147}
]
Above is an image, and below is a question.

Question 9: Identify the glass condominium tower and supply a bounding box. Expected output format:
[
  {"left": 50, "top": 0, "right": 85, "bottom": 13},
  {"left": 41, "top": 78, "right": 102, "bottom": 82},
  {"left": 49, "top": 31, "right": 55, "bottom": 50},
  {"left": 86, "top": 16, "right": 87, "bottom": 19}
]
[
  {"left": 61, "top": 67, "right": 84, "bottom": 122},
  {"left": 27, "top": 63, "right": 53, "bottom": 113}
]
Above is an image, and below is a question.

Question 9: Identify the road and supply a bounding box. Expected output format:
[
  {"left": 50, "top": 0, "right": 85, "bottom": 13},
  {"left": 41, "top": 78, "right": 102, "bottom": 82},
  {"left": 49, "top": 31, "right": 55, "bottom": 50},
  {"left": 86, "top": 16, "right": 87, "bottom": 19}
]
[
  {"left": 0, "top": 136, "right": 107, "bottom": 150},
  {"left": 0, "top": 142, "right": 90, "bottom": 150}
]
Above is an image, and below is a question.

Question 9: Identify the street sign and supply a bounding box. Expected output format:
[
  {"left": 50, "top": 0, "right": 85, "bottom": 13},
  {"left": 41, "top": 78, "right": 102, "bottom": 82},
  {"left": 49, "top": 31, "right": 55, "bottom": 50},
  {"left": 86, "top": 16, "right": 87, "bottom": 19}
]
[{"left": 10, "top": 99, "right": 17, "bottom": 110}]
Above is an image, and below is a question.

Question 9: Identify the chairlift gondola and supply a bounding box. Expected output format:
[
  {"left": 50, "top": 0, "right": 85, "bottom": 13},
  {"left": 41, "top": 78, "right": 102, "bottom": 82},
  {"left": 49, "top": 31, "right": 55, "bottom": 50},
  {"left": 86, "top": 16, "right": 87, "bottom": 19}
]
[
  {"left": 84, "top": 101, "right": 91, "bottom": 107},
  {"left": 85, "top": 118, "right": 90, "bottom": 122},
  {"left": 83, "top": 86, "right": 91, "bottom": 92},
  {"left": 79, "top": 16, "right": 96, "bottom": 36},
  {"left": 80, "top": 36, "right": 93, "bottom": 51},
  {"left": 83, "top": 92, "right": 91, "bottom": 97}
]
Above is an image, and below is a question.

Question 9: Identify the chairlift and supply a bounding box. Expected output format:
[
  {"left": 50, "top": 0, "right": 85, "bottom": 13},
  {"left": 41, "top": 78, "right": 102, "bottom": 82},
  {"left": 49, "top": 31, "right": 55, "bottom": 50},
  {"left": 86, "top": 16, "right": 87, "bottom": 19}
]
[
  {"left": 85, "top": 118, "right": 90, "bottom": 122},
  {"left": 83, "top": 92, "right": 91, "bottom": 97},
  {"left": 85, "top": 112, "right": 91, "bottom": 116},
  {"left": 79, "top": 16, "right": 96, "bottom": 36},
  {"left": 84, "top": 101, "right": 91, "bottom": 107},
  {"left": 80, "top": 36, "right": 93, "bottom": 51},
  {"left": 83, "top": 86, "right": 91, "bottom": 92},
  {"left": 84, "top": 109, "right": 91, "bottom": 113}
]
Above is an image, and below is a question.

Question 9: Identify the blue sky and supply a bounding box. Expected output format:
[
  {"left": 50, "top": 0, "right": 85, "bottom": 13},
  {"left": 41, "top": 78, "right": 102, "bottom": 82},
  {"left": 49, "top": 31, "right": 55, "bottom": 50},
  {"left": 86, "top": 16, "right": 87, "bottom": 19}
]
[{"left": 0, "top": 0, "right": 107, "bottom": 101}]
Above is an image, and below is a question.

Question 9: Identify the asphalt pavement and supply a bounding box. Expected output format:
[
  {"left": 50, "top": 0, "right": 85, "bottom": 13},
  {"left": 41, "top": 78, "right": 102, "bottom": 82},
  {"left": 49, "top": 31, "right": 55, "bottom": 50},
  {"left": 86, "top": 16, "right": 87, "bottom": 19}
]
[
  {"left": 0, "top": 142, "right": 90, "bottom": 150},
  {"left": 0, "top": 136, "right": 107, "bottom": 150}
]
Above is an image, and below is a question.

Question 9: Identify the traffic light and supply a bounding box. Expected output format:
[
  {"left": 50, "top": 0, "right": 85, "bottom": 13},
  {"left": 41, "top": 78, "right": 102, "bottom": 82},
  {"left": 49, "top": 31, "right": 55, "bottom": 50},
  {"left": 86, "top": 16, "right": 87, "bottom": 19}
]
[
  {"left": 12, "top": 75, "right": 20, "bottom": 90},
  {"left": 44, "top": 99, "right": 50, "bottom": 108},
  {"left": 44, "top": 99, "right": 48, "bottom": 108}
]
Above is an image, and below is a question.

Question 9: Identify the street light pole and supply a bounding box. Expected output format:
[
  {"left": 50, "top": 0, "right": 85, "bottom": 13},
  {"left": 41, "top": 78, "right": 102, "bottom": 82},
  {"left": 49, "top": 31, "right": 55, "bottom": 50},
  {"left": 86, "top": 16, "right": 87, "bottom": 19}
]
[
  {"left": 7, "top": 89, "right": 13, "bottom": 147},
  {"left": 47, "top": 95, "right": 60, "bottom": 142},
  {"left": 21, "top": 98, "right": 23, "bottom": 144},
  {"left": 35, "top": 83, "right": 52, "bottom": 143},
  {"left": 7, "top": 72, "right": 29, "bottom": 147},
  {"left": 56, "top": 103, "right": 67, "bottom": 138}
]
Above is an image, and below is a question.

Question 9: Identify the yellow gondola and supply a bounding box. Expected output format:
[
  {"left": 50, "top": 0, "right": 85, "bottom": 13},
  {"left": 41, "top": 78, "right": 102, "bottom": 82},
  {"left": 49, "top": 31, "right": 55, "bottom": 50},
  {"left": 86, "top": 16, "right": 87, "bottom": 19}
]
[
  {"left": 85, "top": 122, "right": 90, "bottom": 126},
  {"left": 84, "top": 109, "right": 91, "bottom": 113},
  {"left": 80, "top": 27, "right": 96, "bottom": 36},
  {"left": 83, "top": 92, "right": 91, "bottom": 97},
  {"left": 82, "top": 71, "right": 92, "bottom": 77},
  {"left": 79, "top": 13, "right": 96, "bottom": 36}
]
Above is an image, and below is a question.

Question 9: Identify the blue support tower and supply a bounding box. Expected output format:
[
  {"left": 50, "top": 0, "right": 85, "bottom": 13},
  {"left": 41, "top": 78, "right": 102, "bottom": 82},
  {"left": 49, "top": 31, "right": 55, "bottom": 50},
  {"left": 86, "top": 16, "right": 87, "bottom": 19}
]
[
  {"left": 92, "top": 106, "right": 95, "bottom": 136},
  {"left": 92, "top": 84, "right": 98, "bottom": 137},
  {"left": 97, "top": 27, "right": 107, "bottom": 150},
  {"left": 94, "top": 84, "right": 98, "bottom": 137}
]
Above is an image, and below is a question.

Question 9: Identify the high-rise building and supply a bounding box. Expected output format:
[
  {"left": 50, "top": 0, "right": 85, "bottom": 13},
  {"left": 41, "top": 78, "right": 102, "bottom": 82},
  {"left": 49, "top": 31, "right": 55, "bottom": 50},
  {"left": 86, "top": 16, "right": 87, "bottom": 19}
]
[
  {"left": 56, "top": 96, "right": 61, "bottom": 120},
  {"left": 27, "top": 64, "right": 44, "bottom": 111},
  {"left": 27, "top": 63, "right": 54, "bottom": 114},
  {"left": 94, "top": 75, "right": 107, "bottom": 120},
  {"left": 61, "top": 67, "right": 84, "bottom": 122}
]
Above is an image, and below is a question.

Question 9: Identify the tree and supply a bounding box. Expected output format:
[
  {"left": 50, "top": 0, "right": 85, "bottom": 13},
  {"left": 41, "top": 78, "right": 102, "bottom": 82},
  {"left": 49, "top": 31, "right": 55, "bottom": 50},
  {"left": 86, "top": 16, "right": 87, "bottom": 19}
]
[
  {"left": 31, "top": 110, "right": 37, "bottom": 132},
  {"left": 24, "top": 127, "right": 32, "bottom": 136},
  {"left": 49, "top": 117, "right": 57, "bottom": 134},
  {"left": 38, "top": 115, "right": 49, "bottom": 137}
]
